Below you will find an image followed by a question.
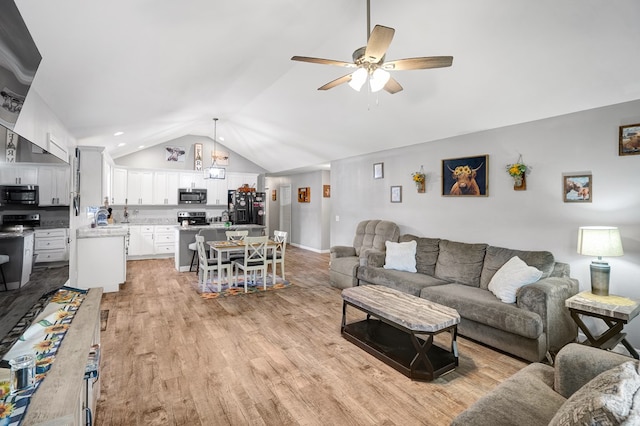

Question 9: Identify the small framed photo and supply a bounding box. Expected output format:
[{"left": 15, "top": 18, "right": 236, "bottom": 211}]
[
  {"left": 323, "top": 185, "right": 331, "bottom": 198},
  {"left": 373, "top": 162, "right": 384, "bottom": 179},
  {"left": 298, "top": 187, "right": 310, "bottom": 203},
  {"left": 563, "top": 174, "right": 592, "bottom": 202},
  {"left": 442, "top": 154, "right": 488, "bottom": 196},
  {"left": 390, "top": 185, "right": 402, "bottom": 203},
  {"left": 272, "top": 189, "right": 277, "bottom": 201},
  {"left": 619, "top": 123, "right": 640, "bottom": 156}
]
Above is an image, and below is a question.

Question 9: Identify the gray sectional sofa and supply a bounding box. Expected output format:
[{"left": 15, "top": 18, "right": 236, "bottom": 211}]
[{"left": 357, "top": 234, "right": 579, "bottom": 362}]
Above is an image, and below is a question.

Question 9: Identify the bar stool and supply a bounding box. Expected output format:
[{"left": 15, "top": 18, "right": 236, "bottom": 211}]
[
  {"left": 0, "top": 254, "right": 8, "bottom": 291},
  {"left": 188, "top": 241, "right": 198, "bottom": 272}
]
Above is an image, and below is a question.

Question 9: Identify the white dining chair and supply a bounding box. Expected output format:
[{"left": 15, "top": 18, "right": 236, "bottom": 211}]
[
  {"left": 273, "top": 230, "right": 287, "bottom": 280},
  {"left": 233, "top": 235, "right": 268, "bottom": 293},
  {"left": 196, "top": 235, "right": 231, "bottom": 292},
  {"left": 225, "top": 230, "right": 249, "bottom": 262},
  {"left": 0, "top": 254, "right": 8, "bottom": 291}
]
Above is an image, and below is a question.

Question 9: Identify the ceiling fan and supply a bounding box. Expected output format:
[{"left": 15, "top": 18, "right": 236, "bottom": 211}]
[{"left": 291, "top": 0, "right": 453, "bottom": 94}]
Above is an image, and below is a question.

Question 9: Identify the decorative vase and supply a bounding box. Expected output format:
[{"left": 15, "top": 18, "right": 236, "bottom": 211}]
[
  {"left": 416, "top": 180, "right": 425, "bottom": 193},
  {"left": 513, "top": 174, "right": 526, "bottom": 190}
]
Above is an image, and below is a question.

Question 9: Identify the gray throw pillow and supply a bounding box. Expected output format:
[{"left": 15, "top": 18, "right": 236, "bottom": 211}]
[{"left": 548, "top": 360, "right": 640, "bottom": 425}]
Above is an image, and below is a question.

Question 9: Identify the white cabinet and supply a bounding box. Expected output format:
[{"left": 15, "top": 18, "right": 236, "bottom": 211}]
[
  {"left": 153, "top": 171, "right": 179, "bottom": 205},
  {"left": 206, "top": 178, "right": 228, "bottom": 206},
  {"left": 153, "top": 225, "right": 176, "bottom": 254},
  {"left": 128, "top": 225, "right": 155, "bottom": 256},
  {"left": 38, "top": 166, "right": 71, "bottom": 206},
  {"left": 127, "top": 170, "right": 153, "bottom": 205},
  {"left": 111, "top": 167, "right": 127, "bottom": 205},
  {"left": 0, "top": 164, "right": 38, "bottom": 185},
  {"left": 77, "top": 236, "right": 126, "bottom": 293},
  {"left": 34, "top": 228, "right": 69, "bottom": 263},
  {"left": 179, "top": 171, "right": 205, "bottom": 189}
]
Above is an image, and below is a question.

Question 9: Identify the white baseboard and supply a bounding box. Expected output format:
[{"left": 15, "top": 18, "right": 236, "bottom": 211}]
[{"left": 289, "top": 243, "right": 329, "bottom": 254}]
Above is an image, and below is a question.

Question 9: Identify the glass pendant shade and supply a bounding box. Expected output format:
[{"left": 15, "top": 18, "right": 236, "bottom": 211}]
[
  {"left": 348, "top": 68, "right": 367, "bottom": 91},
  {"left": 369, "top": 68, "right": 390, "bottom": 92}
]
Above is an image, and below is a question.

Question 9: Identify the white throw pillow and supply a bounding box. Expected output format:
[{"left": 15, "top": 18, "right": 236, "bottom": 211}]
[
  {"left": 488, "top": 256, "right": 543, "bottom": 303},
  {"left": 383, "top": 240, "right": 417, "bottom": 273}
]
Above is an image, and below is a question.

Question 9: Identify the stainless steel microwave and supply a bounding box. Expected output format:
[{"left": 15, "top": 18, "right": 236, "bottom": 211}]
[
  {"left": 0, "top": 185, "right": 39, "bottom": 206},
  {"left": 178, "top": 188, "right": 207, "bottom": 204}
]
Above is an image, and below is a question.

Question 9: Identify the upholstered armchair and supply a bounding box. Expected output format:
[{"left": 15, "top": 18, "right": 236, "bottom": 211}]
[{"left": 329, "top": 220, "right": 400, "bottom": 289}]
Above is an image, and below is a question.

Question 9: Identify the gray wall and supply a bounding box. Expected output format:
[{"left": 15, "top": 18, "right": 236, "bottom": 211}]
[{"left": 331, "top": 99, "right": 640, "bottom": 346}]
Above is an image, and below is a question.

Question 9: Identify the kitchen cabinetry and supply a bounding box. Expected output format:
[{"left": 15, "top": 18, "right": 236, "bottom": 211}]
[
  {"left": 0, "top": 164, "right": 38, "bottom": 185},
  {"left": 127, "top": 170, "right": 154, "bottom": 205},
  {"left": 206, "top": 178, "right": 228, "bottom": 206},
  {"left": 179, "top": 171, "right": 205, "bottom": 189},
  {"left": 34, "top": 228, "right": 69, "bottom": 263},
  {"left": 111, "top": 167, "right": 127, "bottom": 205},
  {"left": 77, "top": 234, "right": 126, "bottom": 293},
  {"left": 153, "top": 171, "right": 179, "bottom": 205},
  {"left": 127, "top": 225, "right": 155, "bottom": 256},
  {"left": 153, "top": 225, "right": 175, "bottom": 254},
  {"left": 37, "top": 165, "right": 71, "bottom": 206}
]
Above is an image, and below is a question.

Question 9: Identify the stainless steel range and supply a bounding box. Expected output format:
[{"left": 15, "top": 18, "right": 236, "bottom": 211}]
[
  {"left": 177, "top": 211, "right": 208, "bottom": 226},
  {"left": 1, "top": 213, "right": 40, "bottom": 231}
]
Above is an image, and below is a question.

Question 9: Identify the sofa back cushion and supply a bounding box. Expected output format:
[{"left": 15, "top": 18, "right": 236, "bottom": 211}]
[
  {"left": 480, "top": 246, "right": 555, "bottom": 290},
  {"left": 399, "top": 234, "right": 441, "bottom": 275},
  {"left": 434, "top": 240, "right": 487, "bottom": 287},
  {"left": 353, "top": 220, "right": 400, "bottom": 256}
]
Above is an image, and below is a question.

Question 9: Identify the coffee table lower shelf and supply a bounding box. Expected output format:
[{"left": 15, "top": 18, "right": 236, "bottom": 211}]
[{"left": 342, "top": 319, "right": 458, "bottom": 381}]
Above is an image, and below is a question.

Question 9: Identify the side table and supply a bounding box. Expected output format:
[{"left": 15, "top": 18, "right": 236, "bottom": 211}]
[{"left": 565, "top": 291, "right": 640, "bottom": 359}]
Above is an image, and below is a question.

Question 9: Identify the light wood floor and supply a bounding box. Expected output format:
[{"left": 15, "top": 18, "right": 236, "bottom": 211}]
[{"left": 96, "top": 246, "right": 527, "bottom": 425}]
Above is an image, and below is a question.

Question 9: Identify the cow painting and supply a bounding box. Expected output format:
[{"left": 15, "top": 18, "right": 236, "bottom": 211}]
[
  {"left": 563, "top": 175, "right": 591, "bottom": 202},
  {"left": 442, "top": 156, "right": 488, "bottom": 196},
  {"left": 165, "top": 146, "right": 186, "bottom": 162}
]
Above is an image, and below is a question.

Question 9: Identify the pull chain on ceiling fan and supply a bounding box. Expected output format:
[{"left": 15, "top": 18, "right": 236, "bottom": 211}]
[{"left": 291, "top": 0, "right": 453, "bottom": 94}]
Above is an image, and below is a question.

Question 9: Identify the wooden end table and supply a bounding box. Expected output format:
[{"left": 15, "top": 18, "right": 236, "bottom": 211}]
[
  {"left": 341, "top": 285, "right": 460, "bottom": 381},
  {"left": 565, "top": 291, "right": 640, "bottom": 359}
]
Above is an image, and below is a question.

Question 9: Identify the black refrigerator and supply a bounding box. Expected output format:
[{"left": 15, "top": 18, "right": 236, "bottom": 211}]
[{"left": 228, "top": 190, "right": 266, "bottom": 225}]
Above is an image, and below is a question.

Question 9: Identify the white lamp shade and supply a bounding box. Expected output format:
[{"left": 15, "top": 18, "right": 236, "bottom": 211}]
[
  {"left": 348, "top": 68, "right": 367, "bottom": 91},
  {"left": 369, "top": 68, "right": 390, "bottom": 92},
  {"left": 577, "top": 226, "right": 624, "bottom": 257}
]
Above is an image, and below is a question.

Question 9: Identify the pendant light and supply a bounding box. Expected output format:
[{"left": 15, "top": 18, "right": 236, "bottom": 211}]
[{"left": 205, "top": 118, "right": 226, "bottom": 179}]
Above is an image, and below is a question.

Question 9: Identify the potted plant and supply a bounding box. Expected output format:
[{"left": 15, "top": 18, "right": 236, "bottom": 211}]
[
  {"left": 412, "top": 166, "right": 426, "bottom": 193},
  {"left": 506, "top": 156, "right": 530, "bottom": 190}
]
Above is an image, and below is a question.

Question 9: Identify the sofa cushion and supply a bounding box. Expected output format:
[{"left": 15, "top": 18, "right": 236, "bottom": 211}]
[
  {"left": 421, "top": 284, "right": 543, "bottom": 339},
  {"left": 434, "top": 240, "right": 487, "bottom": 287},
  {"left": 358, "top": 266, "right": 450, "bottom": 296},
  {"left": 383, "top": 240, "right": 417, "bottom": 272},
  {"left": 399, "top": 234, "right": 440, "bottom": 275},
  {"left": 488, "top": 256, "right": 543, "bottom": 303},
  {"left": 480, "top": 245, "right": 555, "bottom": 290},
  {"left": 353, "top": 220, "right": 399, "bottom": 256},
  {"left": 549, "top": 360, "right": 640, "bottom": 426}
]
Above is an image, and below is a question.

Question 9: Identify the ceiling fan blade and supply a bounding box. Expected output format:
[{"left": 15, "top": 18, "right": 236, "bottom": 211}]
[
  {"left": 383, "top": 77, "right": 403, "bottom": 94},
  {"left": 364, "top": 25, "right": 395, "bottom": 63},
  {"left": 382, "top": 56, "right": 453, "bottom": 71},
  {"left": 291, "top": 56, "right": 356, "bottom": 68},
  {"left": 318, "top": 73, "right": 353, "bottom": 91}
]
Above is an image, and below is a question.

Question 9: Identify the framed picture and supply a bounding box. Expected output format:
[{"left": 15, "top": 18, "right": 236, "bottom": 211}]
[
  {"left": 272, "top": 189, "right": 277, "bottom": 201},
  {"left": 442, "top": 155, "right": 488, "bottom": 196},
  {"left": 323, "top": 185, "right": 331, "bottom": 198},
  {"left": 165, "top": 146, "right": 186, "bottom": 162},
  {"left": 194, "top": 143, "right": 203, "bottom": 171},
  {"left": 298, "top": 187, "right": 310, "bottom": 203},
  {"left": 390, "top": 185, "right": 402, "bottom": 203},
  {"left": 619, "top": 123, "right": 640, "bottom": 156},
  {"left": 563, "top": 174, "right": 592, "bottom": 202},
  {"left": 373, "top": 162, "right": 384, "bottom": 179}
]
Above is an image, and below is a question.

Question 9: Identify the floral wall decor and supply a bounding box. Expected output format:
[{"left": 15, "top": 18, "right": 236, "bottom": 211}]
[
  {"left": 412, "top": 166, "right": 426, "bottom": 193},
  {"left": 506, "top": 155, "right": 530, "bottom": 190}
]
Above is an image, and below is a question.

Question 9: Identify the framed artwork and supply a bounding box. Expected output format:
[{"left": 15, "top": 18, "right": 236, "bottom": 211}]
[
  {"left": 272, "top": 189, "right": 277, "bottom": 201},
  {"left": 194, "top": 143, "right": 203, "bottom": 171},
  {"left": 563, "top": 174, "right": 592, "bottom": 202},
  {"left": 211, "top": 150, "right": 230, "bottom": 166},
  {"left": 390, "top": 185, "right": 402, "bottom": 203},
  {"left": 298, "top": 187, "right": 310, "bottom": 203},
  {"left": 5, "top": 129, "right": 17, "bottom": 162},
  {"left": 373, "top": 162, "right": 384, "bottom": 179},
  {"left": 619, "top": 123, "right": 640, "bottom": 156},
  {"left": 442, "top": 154, "right": 488, "bottom": 196},
  {"left": 165, "top": 146, "right": 186, "bottom": 162},
  {"left": 323, "top": 185, "right": 331, "bottom": 198}
]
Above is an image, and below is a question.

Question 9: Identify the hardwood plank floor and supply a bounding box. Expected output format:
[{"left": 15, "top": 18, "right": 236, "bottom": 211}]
[{"left": 96, "top": 246, "right": 527, "bottom": 425}]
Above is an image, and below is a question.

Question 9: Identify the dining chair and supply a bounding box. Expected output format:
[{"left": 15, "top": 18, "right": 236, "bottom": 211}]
[
  {"left": 233, "top": 235, "right": 268, "bottom": 293},
  {"left": 0, "top": 254, "right": 8, "bottom": 291},
  {"left": 196, "top": 235, "right": 231, "bottom": 292},
  {"left": 273, "top": 230, "right": 287, "bottom": 280},
  {"left": 225, "top": 230, "right": 249, "bottom": 262}
]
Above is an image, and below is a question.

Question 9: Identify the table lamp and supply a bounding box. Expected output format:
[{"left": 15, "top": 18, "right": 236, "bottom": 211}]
[{"left": 577, "top": 226, "right": 624, "bottom": 296}]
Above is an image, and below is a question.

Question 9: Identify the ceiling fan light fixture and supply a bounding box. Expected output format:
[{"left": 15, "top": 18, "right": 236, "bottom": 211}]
[
  {"left": 348, "top": 68, "right": 367, "bottom": 91},
  {"left": 369, "top": 68, "right": 390, "bottom": 92}
]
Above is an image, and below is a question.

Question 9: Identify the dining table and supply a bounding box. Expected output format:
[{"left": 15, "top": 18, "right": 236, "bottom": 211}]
[{"left": 206, "top": 239, "right": 280, "bottom": 292}]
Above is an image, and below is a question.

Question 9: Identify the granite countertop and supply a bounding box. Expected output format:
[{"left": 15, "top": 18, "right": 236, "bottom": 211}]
[
  {"left": 0, "top": 230, "right": 34, "bottom": 239},
  {"left": 77, "top": 226, "right": 129, "bottom": 239},
  {"left": 177, "top": 224, "right": 265, "bottom": 231}
]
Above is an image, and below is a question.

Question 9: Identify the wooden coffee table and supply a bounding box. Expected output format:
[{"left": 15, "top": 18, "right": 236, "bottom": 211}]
[{"left": 341, "top": 285, "right": 460, "bottom": 381}]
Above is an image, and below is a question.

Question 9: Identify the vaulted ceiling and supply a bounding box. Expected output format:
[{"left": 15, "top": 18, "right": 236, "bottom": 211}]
[{"left": 15, "top": 0, "right": 640, "bottom": 173}]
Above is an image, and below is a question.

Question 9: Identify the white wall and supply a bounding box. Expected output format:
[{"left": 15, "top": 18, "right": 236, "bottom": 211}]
[{"left": 331, "top": 99, "right": 640, "bottom": 346}]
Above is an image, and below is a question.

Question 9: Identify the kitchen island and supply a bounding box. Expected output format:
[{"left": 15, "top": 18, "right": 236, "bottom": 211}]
[
  {"left": 175, "top": 224, "right": 265, "bottom": 272},
  {"left": 76, "top": 226, "right": 128, "bottom": 292}
]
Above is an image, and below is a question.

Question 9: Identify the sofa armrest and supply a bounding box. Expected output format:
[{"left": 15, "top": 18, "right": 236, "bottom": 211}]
[
  {"left": 517, "top": 276, "right": 579, "bottom": 352},
  {"left": 554, "top": 343, "right": 632, "bottom": 398},
  {"left": 364, "top": 250, "right": 386, "bottom": 268},
  {"left": 330, "top": 246, "right": 356, "bottom": 260}
]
